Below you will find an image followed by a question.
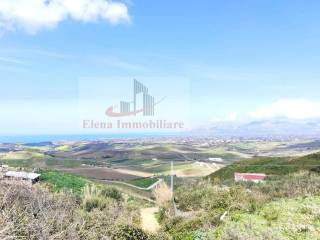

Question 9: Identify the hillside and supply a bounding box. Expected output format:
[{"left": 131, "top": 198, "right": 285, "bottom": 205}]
[
  {"left": 215, "top": 196, "right": 320, "bottom": 239},
  {"left": 1, "top": 151, "right": 320, "bottom": 239},
  {"left": 151, "top": 152, "right": 320, "bottom": 239},
  {"left": 0, "top": 176, "right": 165, "bottom": 240},
  {"left": 157, "top": 170, "right": 320, "bottom": 239},
  {"left": 209, "top": 152, "right": 320, "bottom": 182}
]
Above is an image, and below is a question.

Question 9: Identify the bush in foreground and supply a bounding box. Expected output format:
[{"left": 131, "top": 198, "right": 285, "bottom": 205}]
[
  {"left": 0, "top": 180, "right": 148, "bottom": 240},
  {"left": 159, "top": 171, "right": 320, "bottom": 239}
]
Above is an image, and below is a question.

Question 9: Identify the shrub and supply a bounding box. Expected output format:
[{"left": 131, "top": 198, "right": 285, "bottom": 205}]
[
  {"left": 149, "top": 231, "right": 171, "bottom": 240},
  {"left": 160, "top": 171, "right": 320, "bottom": 239},
  {"left": 221, "top": 224, "right": 281, "bottom": 240},
  {"left": 81, "top": 184, "right": 123, "bottom": 212},
  {"left": 111, "top": 225, "right": 149, "bottom": 240},
  {"left": 101, "top": 187, "right": 122, "bottom": 200},
  {"left": 152, "top": 182, "right": 172, "bottom": 206},
  {"left": 251, "top": 171, "right": 320, "bottom": 199},
  {"left": 0, "top": 180, "right": 144, "bottom": 240},
  {"left": 262, "top": 206, "right": 280, "bottom": 224},
  {"left": 0, "top": 180, "right": 80, "bottom": 239},
  {"left": 83, "top": 197, "right": 107, "bottom": 212}
]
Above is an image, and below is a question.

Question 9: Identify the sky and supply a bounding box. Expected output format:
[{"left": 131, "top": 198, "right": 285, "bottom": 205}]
[{"left": 1, "top": 0, "right": 320, "bottom": 135}]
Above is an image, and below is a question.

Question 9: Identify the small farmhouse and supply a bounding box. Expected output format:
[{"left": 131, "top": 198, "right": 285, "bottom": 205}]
[
  {"left": 4, "top": 171, "right": 41, "bottom": 184},
  {"left": 234, "top": 172, "right": 266, "bottom": 183}
]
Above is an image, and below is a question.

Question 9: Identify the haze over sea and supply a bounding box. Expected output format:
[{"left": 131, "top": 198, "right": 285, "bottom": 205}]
[{"left": 0, "top": 133, "right": 180, "bottom": 144}]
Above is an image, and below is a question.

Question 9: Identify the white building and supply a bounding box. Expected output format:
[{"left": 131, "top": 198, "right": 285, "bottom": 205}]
[{"left": 4, "top": 171, "right": 41, "bottom": 184}]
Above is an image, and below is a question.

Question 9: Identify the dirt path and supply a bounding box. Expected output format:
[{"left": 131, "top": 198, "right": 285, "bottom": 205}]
[{"left": 140, "top": 207, "right": 160, "bottom": 233}]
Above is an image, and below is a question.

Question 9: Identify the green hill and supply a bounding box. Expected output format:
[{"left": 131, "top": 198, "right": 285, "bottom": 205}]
[
  {"left": 209, "top": 152, "right": 320, "bottom": 182},
  {"left": 215, "top": 196, "right": 320, "bottom": 240}
]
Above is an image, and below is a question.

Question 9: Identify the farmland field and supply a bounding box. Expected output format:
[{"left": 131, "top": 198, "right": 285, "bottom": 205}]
[
  {"left": 40, "top": 170, "right": 89, "bottom": 194},
  {"left": 59, "top": 166, "right": 140, "bottom": 181},
  {"left": 1, "top": 138, "right": 320, "bottom": 185},
  {"left": 125, "top": 177, "right": 159, "bottom": 188}
]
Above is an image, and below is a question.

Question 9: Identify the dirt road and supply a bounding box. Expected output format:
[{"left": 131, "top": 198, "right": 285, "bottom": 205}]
[{"left": 140, "top": 207, "right": 160, "bottom": 233}]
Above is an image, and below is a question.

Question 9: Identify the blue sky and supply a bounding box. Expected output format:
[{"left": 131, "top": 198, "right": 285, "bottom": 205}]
[{"left": 1, "top": 0, "right": 320, "bottom": 135}]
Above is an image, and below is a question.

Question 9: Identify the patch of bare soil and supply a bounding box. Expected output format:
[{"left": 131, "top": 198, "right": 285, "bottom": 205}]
[
  {"left": 140, "top": 207, "right": 160, "bottom": 233},
  {"left": 175, "top": 163, "right": 224, "bottom": 177}
]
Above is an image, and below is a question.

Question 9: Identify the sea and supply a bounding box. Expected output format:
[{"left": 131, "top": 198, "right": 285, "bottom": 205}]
[{"left": 0, "top": 133, "right": 182, "bottom": 144}]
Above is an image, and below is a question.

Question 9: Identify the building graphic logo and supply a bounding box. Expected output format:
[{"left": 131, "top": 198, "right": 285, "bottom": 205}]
[
  {"left": 80, "top": 77, "right": 186, "bottom": 131},
  {"left": 106, "top": 79, "right": 162, "bottom": 117}
]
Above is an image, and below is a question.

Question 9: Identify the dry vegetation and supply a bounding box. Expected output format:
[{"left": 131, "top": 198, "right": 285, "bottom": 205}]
[
  {"left": 0, "top": 180, "right": 149, "bottom": 240},
  {"left": 152, "top": 182, "right": 172, "bottom": 206}
]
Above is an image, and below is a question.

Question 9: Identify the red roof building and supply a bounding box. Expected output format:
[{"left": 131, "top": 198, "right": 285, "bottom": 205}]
[{"left": 234, "top": 172, "right": 267, "bottom": 183}]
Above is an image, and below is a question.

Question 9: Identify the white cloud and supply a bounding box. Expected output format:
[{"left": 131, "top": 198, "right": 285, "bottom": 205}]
[
  {"left": 0, "top": 0, "right": 130, "bottom": 34},
  {"left": 225, "top": 112, "right": 238, "bottom": 121},
  {"left": 250, "top": 99, "right": 320, "bottom": 120}
]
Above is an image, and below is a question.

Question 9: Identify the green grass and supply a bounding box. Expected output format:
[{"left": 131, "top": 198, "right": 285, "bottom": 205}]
[
  {"left": 0, "top": 159, "right": 35, "bottom": 168},
  {"left": 215, "top": 196, "right": 320, "bottom": 240},
  {"left": 143, "top": 161, "right": 195, "bottom": 174},
  {"left": 0, "top": 150, "right": 45, "bottom": 160},
  {"left": 203, "top": 147, "right": 247, "bottom": 159},
  {"left": 55, "top": 145, "right": 72, "bottom": 152},
  {"left": 45, "top": 158, "right": 82, "bottom": 168},
  {"left": 110, "top": 158, "right": 197, "bottom": 175},
  {"left": 125, "top": 177, "right": 159, "bottom": 188},
  {"left": 0, "top": 150, "right": 49, "bottom": 168},
  {"left": 40, "top": 170, "right": 89, "bottom": 194},
  {"left": 209, "top": 152, "right": 320, "bottom": 182}
]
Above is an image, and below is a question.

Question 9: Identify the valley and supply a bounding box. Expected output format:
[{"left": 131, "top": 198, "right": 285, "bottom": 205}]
[
  {"left": 1, "top": 137, "right": 320, "bottom": 239},
  {"left": 1, "top": 138, "right": 320, "bottom": 183}
]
